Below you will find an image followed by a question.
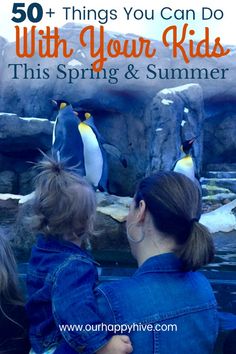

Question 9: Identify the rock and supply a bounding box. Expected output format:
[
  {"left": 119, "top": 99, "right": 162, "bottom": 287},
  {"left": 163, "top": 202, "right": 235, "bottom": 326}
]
[
  {"left": 0, "top": 194, "right": 21, "bottom": 243},
  {"left": 19, "top": 169, "right": 37, "bottom": 195},
  {"left": 96, "top": 192, "right": 132, "bottom": 222},
  {"left": 92, "top": 212, "right": 128, "bottom": 251},
  {"left": 201, "top": 178, "right": 236, "bottom": 194},
  {"left": 12, "top": 200, "right": 35, "bottom": 261},
  {"left": 222, "top": 199, "right": 231, "bottom": 205},
  {"left": 0, "top": 84, "right": 204, "bottom": 196},
  {"left": 0, "top": 114, "right": 53, "bottom": 152},
  {"left": 202, "top": 193, "right": 236, "bottom": 203},
  {"left": 200, "top": 199, "right": 236, "bottom": 233},
  {"left": 0, "top": 25, "right": 235, "bottom": 117},
  {"left": 9, "top": 192, "right": 131, "bottom": 261},
  {"left": 145, "top": 84, "right": 203, "bottom": 176},
  {"left": 203, "top": 113, "right": 236, "bottom": 167},
  {"left": 0, "top": 37, "right": 7, "bottom": 72},
  {"left": 0, "top": 194, "right": 21, "bottom": 222},
  {"left": 1, "top": 189, "right": 235, "bottom": 260},
  {"left": 0, "top": 114, "right": 53, "bottom": 195},
  {"left": 0, "top": 26, "right": 235, "bottom": 192},
  {"left": 201, "top": 184, "right": 232, "bottom": 197},
  {"left": 0, "top": 171, "right": 17, "bottom": 193},
  {"left": 205, "top": 164, "right": 236, "bottom": 172},
  {"left": 205, "top": 171, "right": 236, "bottom": 179}
]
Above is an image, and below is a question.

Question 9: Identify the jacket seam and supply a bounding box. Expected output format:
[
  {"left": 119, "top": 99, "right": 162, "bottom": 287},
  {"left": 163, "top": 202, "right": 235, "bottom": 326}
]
[{"left": 96, "top": 287, "right": 118, "bottom": 323}]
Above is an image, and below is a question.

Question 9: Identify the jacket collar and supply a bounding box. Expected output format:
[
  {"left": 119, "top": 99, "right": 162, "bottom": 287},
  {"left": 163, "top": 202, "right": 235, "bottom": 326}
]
[
  {"left": 134, "top": 253, "right": 184, "bottom": 276},
  {"left": 36, "top": 233, "right": 92, "bottom": 258}
]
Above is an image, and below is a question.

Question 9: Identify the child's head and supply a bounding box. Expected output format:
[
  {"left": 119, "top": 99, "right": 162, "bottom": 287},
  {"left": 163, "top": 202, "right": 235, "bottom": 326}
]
[
  {"left": 0, "top": 235, "right": 23, "bottom": 305},
  {"left": 31, "top": 157, "right": 96, "bottom": 241}
]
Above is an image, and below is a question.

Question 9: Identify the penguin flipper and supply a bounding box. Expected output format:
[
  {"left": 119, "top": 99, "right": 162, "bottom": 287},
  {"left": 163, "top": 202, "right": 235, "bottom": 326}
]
[
  {"left": 102, "top": 143, "right": 127, "bottom": 168},
  {"left": 52, "top": 115, "right": 64, "bottom": 160},
  {"left": 171, "top": 159, "right": 178, "bottom": 171}
]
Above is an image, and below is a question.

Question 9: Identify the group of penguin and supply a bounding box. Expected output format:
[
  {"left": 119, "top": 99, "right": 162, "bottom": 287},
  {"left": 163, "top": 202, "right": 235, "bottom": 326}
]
[
  {"left": 51, "top": 99, "right": 127, "bottom": 192},
  {"left": 51, "top": 99, "right": 198, "bottom": 192}
]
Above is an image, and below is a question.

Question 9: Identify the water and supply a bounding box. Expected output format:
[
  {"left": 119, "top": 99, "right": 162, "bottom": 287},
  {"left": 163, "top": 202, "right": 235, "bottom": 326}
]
[{"left": 18, "top": 232, "right": 236, "bottom": 310}]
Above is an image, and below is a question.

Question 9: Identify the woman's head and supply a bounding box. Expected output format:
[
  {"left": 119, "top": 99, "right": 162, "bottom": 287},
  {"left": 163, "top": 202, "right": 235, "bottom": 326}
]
[
  {"left": 30, "top": 157, "right": 96, "bottom": 241},
  {"left": 127, "top": 171, "right": 214, "bottom": 271}
]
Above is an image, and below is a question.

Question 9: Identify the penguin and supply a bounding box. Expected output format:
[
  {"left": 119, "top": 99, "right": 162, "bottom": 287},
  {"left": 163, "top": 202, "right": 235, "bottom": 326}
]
[
  {"left": 51, "top": 100, "right": 85, "bottom": 176},
  {"left": 74, "top": 109, "right": 128, "bottom": 191},
  {"left": 75, "top": 110, "right": 109, "bottom": 191},
  {"left": 51, "top": 100, "right": 69, "bottom": 151},
  {"left": 172, "top": 138, "right": 196, "bottom": 182}
]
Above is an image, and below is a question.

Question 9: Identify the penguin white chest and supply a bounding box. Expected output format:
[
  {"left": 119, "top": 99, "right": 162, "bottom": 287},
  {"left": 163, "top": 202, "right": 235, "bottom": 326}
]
[
  {"left": 174, "top": 156, "right": 195, "bottom": 182},
  {"left": 52, "top": 117, "right": 58, "bottom": 145},
  {"left": 78, "top": 123, "right": 103, "bottom": 187}
]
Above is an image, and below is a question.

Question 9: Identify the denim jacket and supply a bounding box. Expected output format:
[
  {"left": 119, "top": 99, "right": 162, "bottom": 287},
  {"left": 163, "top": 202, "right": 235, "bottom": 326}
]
[
  {"left": 26, "top": 235, "right": 110, "bottom": 354},
  {"left": 96, "top": 253, "right": 219, "bottom": 354}
]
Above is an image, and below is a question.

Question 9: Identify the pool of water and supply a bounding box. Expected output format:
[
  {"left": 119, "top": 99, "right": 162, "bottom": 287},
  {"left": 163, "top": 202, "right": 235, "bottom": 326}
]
[{"left": 18, "top": 232, "right": 236, "bottom": 311}]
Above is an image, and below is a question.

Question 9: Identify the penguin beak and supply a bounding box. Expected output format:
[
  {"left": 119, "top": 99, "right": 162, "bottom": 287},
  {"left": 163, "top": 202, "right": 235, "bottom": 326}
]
[
  {"left": 189, "top": 138, "right": 195, "bottom": 145},
  {"left": 50, "top": 99, "right": 57, "bottom": 106}
]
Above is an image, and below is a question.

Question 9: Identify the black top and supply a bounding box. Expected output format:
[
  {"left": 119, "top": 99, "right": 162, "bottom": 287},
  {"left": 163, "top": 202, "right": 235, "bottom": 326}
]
[{"left": 0, "top": 302, "right": 30, "bottom": 354}]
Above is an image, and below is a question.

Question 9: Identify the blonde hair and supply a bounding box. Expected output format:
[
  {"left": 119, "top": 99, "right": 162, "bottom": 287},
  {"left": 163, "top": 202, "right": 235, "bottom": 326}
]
[
  {"left": 30, "top": 157, "right": 96, "bottom": 241},
  {"left": 0, "top": 235, "right": 23, "bottom": 305}
]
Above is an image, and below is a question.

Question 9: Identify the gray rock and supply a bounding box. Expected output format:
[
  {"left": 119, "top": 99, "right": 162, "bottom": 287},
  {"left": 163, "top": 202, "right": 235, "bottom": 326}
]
[
  {"left": 203, "top": 113, "right": 236, "bottom": 167},
  {"left": 0, "top": 114, "right": 53, "bottom": 152},
  {"left": 202, "top": 193, "right": 236, "bottom": 203},
  {"left": 201, "top": 178, "right": 236, "bottom": 194},
  {"left": 0, "top": 25, "right": 235, "bottom": 118},
  {"left": 200, "top": 199, "right": 236, "bottom": 233},
  {"left": 0, "top": 195, "right": 20, "bottom": 225},
  {"left": 201, "top": 184, "right": 232, "bottom": 197},
  {"left": 205, "top": 171, "right": 236, "bottom": 179},
  {"left": 145, "top": 84, "right": 203, "bottom": 176},
  {"left": 0, "top": 25, "right": 235, "bottom": 194},
  {"left": 205, "top": 163, "right": 236, "bottom": 172},
  {"left": 10, "top": 192, "right": 131, "bottom": 261},
  {"left": 0, "top": 170, "right": 17, "bottom": 193},
  {"left": 19, "top": 169, "right": 37, "bottom": 195},
  {"left": 0, "top": 83, "right": 204, "bottom": 196}
]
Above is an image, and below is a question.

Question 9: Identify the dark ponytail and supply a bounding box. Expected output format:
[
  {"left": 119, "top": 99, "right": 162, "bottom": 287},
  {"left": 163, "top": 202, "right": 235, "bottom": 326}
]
[
  {"left": 135, "top": 172, "right": 215, "bottom": 271},
  {"left": 177, "top": 221, "right": 214, "bottom": 271}
]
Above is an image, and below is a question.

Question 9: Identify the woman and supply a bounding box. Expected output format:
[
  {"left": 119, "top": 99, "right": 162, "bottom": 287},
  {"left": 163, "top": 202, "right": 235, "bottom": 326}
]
[
  {"left": 96, "top": 172, "right": 218, "bottom": 354},
  {"left": 0, "top": 235, "right": 30, "bottom": 354}
]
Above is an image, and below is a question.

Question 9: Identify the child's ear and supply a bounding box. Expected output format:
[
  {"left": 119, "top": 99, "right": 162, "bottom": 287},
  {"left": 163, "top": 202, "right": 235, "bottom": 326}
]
[{"left": 137, "top": 200, "right": 146, "bottom": 222}]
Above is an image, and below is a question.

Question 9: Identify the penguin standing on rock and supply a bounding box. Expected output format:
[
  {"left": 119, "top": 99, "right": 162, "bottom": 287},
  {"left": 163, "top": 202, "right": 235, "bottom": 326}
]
[
  {"left": 77, "top": 111, "right": 108, "bottom": 191},
  {"left": 74, "top": 109, "right": 127, "bottom": 192},
  {"left": 51, "top": 100, "right": 85, "bottom": 176},
  {"left": 173, "top": 138, "right": 196, "bottom": 182}
]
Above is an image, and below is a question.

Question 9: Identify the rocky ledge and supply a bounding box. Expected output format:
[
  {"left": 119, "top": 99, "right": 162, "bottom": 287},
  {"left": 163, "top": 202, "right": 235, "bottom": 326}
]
[{"left": 0, "top": 192, "right": 235, "bottom": 262}]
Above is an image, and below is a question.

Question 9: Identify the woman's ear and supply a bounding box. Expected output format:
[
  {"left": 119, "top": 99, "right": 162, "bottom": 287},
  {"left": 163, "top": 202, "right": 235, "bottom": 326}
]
[{"left": 136, "top": 200, "right": 146, "bottom": 222}]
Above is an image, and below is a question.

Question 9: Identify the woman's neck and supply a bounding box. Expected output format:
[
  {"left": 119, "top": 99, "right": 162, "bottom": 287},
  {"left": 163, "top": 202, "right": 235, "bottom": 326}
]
[{"left": 133, "top": 228, "right": 176, "bottom": 267}]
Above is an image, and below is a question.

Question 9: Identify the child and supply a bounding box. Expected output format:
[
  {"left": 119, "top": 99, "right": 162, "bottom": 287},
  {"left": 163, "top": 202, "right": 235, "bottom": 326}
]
[
  {"left": 0, "top": 235, "right": 30, "bottom": 354},
  {"left": 26, "top": 157, "right": 132, "bottom": 354}
]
